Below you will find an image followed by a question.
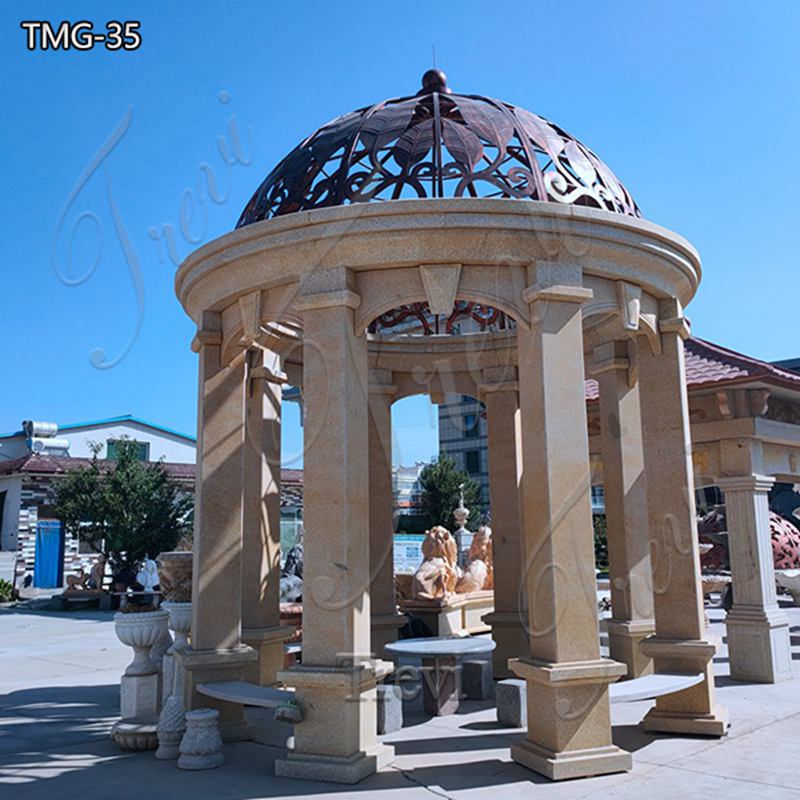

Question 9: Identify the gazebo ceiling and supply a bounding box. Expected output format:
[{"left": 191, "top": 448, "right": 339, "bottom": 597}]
[{"left": 237, "top": 69, "right": 640, "bottom": 227}]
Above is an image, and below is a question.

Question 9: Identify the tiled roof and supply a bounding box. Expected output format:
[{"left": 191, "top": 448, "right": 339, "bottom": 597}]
[
  {"left": 0, "top": 454, "right": 304, "bottom": 503},
  {"left": 585, "top": 337, "right": 800, "bottom": 401}
]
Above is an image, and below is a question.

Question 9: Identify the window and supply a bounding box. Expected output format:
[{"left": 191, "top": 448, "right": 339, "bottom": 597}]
[
  {"left": 465, "top": 450, "right": 480, "bottom": 474},
  {"left": 463, "top": 413, "right": 479, "bottom": 438},
  {"left": 107, "top": 439, "right": 150, "bottom": 461}
]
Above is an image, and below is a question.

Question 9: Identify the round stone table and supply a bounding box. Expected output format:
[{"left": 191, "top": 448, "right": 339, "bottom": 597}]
[{"left": 385, "top": 636, "right": 496, "bottom": 716}]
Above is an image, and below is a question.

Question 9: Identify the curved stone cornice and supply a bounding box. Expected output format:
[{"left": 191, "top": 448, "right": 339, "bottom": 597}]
[{"left": 176, "top": 199, "right": 700, "bottom": 325}]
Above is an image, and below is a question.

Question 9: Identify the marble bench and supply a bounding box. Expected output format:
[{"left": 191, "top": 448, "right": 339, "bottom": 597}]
[
  {"left": 608, "top": 672, "right": 705, "bottom": 704},
  {"left": 197, "top": 680, "right": 294, "bottom": 708},
  {"left": 496, "top": 672, "right": 705, "bottom": 727}
]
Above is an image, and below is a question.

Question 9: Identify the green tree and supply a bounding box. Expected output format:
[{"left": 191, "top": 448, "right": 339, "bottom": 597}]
[
  {"left": 419, "top": 454, "right": 481, "bottom": 530},
  {"left": 53, "top": 439, "right": 192, "bottom": 584}
]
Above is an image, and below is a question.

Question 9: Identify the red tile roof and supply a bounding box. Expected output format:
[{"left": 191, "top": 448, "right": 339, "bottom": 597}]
[{"left": 584, "top": 337, "right": 800, "bottom": 401}]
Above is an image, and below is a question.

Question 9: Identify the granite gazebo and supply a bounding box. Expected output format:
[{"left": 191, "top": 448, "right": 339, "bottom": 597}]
[{"left": 174, "top": 70, "right": 727, "bottom": 783}]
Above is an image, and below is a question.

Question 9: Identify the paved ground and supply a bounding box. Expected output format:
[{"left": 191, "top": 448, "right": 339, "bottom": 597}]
[{"left": 1, "top": 601, "right": 799, "bottom": 799}]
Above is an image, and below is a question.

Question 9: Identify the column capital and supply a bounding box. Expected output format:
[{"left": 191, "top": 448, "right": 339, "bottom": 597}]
[
  {"left": 717, "top": 474, "right": 776, "bottom": 494},
  {"left": 659, "top": 316, "right": 691, "bottom": 340},
  {"left": 522, "top": 284, "right": 593, "bottom": 306},
  {"left": 368, "top": 382, "right": 398, "bottom": 396},
  {"left": 479, "top": 380, "right": 519, "bottom": 396},
  {"left": 294, "top": 288, "right": 361, "bottom": 311},
  {"left": 590, "top": 341, "right": 630, "bottom": 376},
  {"left": 191, "top": 329, "right": 223, "bottom": 352}
]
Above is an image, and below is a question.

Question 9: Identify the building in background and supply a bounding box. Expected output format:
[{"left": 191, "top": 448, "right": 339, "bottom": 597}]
[{"left": 0, "top": 415, "right": 303, "bottom": 589}]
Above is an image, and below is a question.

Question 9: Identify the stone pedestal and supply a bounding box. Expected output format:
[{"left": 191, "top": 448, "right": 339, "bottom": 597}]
[
  {"left": 593, "top": 341, "right": 655, "bottom": 679},
  {"left": 371, "top": 613, "right": 407, "bottom": 660},
  {"left": 121, "top": 673, "right": 159, "bottom": 720},
  {"left": 509, "top": 658, "right": 631, "bottom": 780},
  {"left": 718, "top": 474, "right": 792, "bottom": 683},
  {"left": 178, "top": 708, "right": 224, "bottom": 770},
  {"left": 176, "top": 645, "right": 257, "bottom": 742},
  {"left": 512, "top": 268, "right": 630, "bottom": 780},
  {"left": 638, "top": 308, "right": 726, "bottom": 736},
  {"left": 275, "top": 663, "right": 394, "bottom": 784},
  {"left": 401, "top": 591, "right": 493, "bottom": 637}
]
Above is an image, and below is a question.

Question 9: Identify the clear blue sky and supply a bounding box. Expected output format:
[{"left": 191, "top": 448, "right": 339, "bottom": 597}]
[{"left": 2, "top": 2, "right": 799, "bottom": 466}]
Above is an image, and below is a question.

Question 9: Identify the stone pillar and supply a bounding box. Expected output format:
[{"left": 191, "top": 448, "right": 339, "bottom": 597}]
[
  {"left": 592, "top": 341, "right": 655, "bottom": 678},
  {"left": 368, "top": 372, "right": 405, "bottom": 657},
  {"left": 276, "top": 272, "right": 393, "bottom": 784},
  {"left": 481, "top": 372, "right": 528, "bottom": 680},
  {"left": 241, "top": 348, "right": 292, "bottom": 686},
  {"left": 717, "top": 471, "right": 791, "bottom": 683},
  {"left": 637, "top": 302, "right": 727, "bottom": 736},
  {"left": 510, "top": 265, "right": 630, "bottom": 781},
  {"left": 180, "top": 316, "right": 256, "bottom": 742}
]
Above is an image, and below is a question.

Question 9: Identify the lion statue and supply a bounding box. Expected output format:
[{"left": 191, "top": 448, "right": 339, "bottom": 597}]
[
  {"left": 456, "top": 525, "right": 493, "bottom": 593},
  {"left": 411, "top": 526, "right": 459, "bottom": 600}
]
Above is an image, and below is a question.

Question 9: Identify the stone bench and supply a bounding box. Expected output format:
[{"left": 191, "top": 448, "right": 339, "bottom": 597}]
[
  {"left": 496, "top": 672, "right": 706, "bottom": 727},
  {"left": 197, "top": 680, "right": 294, "bottom": 708}
]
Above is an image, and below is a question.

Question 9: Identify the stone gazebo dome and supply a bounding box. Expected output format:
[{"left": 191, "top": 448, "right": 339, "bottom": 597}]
[{"left": 237, "top": 69, "right": 641, "bottom": 226}]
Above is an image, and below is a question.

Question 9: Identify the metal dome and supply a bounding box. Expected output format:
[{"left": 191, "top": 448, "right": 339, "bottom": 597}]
[{"left": 236, "top": 70, "right": 640, "bottom": 227}]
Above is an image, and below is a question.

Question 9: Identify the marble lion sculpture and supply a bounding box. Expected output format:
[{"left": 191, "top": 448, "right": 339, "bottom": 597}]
[
  {"left": 456, "top": 525, "right": 494, "bottom": 593},
  {"left": 411, "top": 526, "right": 459, "bottom": 600}
]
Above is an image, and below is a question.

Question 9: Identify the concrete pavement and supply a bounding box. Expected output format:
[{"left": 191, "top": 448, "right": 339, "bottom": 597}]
[{"left": 1, "top": 602, "right": 799, "bottom": 799}]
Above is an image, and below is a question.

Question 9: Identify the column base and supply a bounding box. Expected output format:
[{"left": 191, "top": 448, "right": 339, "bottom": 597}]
[
  {"left": 725, "top": 605, "right": 792, "bottom": 684},
  {"left": 643, "top": 707, "right": 729, "bottom": 737},
  {"left": 606, "top": 619, "right": 655, "bottom": 679},
  {"left": 370, "top": 613, "right": 407, "bottom": 659},
  {"left": 242, "top": 625, "right": 294, "bottom": 686},
  {"left": 176, "top": 645, "right": 258, "bottom": 742},
  {"left": 639, "top": 636, "right": 727, "bottom": 738},
  {"left": 509, "top": 657, "right": 630, "bottom": 781},
  {"left": 482, "top": 611, "right": 528, "bottom": 680},
  {"left": 277, "top": 662, "right": 395, "bottom": 783},
  {"left": 511, "top": 739, "right": 631, "bottom": 781},
  {"left": 276, "top": 743, "right": 394, "bottom": 784}
]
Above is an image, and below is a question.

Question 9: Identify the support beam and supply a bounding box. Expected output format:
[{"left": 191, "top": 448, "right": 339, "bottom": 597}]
[
  {"left": 511, "top": 265, "right": 630, "bottom": 781},
  {"left": 184, "top": 321, "right": 254, "bottom": 742},
  {"left": 593, "top": 341, "right": 655, "bottom": 678},
  {"left": 718, "top": 471, "right": 792, "bottom": 683},
  {"left": 241, "top": 348, "right": 291, "bottom": 686},
  {"left": 276, "top": 276, "right": 393, "bottom": 784},
  {"left": 368, "top": 375, "right": 405, "bottom": 657},
  {"left": 637, "top": 304, "right": 727, "bottom": 736},
  {"left": 481, "top": 376, "right": 528, "bottom": 679}
]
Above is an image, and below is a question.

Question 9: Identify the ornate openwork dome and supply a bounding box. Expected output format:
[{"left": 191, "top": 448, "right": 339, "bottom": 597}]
[{"left": 237, "top": 69, "right": 640, "bottom": 227}]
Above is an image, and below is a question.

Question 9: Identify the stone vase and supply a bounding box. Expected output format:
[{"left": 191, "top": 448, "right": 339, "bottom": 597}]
[
  {"left": 114, "top": 609, "right": 170, "bottom": 676},
  {"left": 157, "top": 551, "right": 193, "bottom": 602},
  {"left": 177, "top": 708, "right": 224, "bottom": 770}
]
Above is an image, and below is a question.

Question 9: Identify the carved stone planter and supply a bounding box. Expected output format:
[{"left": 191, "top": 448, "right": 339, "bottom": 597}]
[
  {"left": 114, "top": 609, "right": 170, "bottom": 676},
  {"left": 177, "top": 708, "right": 224, "bottom": 770},
  {"left": 157, "top": 551, "right": 193, "bottom": 602}
]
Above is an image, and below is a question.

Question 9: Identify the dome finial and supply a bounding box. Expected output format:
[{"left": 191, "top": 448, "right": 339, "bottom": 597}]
[{"left": 419, "top": 68, "right": 450, "bottom": 95}]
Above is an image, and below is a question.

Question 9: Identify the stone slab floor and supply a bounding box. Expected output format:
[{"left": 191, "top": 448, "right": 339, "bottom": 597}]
[{"left": 1, "top": 601, "right": 799, "bottom": 800}]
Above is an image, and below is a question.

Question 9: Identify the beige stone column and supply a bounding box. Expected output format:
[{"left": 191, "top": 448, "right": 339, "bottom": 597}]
[
  {"left": 510, "top": 264, "right": 630, "bottom": 781},
  {"left": 276, "top": 271, "right": 393, "bottom": 784},
  {"left": 637, "top": 301, "right": 726, "bottom": 735},
  {"left": 718, "top": 469, "right": 791, "bottom": 683},
  {"left": 241, "top": 348, "right": 292, "bottom": 686},
  {"left": 592, "top": 341, "right": 655, "bottom": 678},
  {"left": 480, "top": 372, "right": 528, "bottom": 680},
  {"left": 369, "top": 372, "right": 405, "bottom": 656},
  {"left": 180, "top": 315, "right": 256, "bottom": 742}
]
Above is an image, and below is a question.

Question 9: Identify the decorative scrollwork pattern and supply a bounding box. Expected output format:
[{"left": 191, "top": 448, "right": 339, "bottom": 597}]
[
  {"left": 368, "top": 300, "right": 512, "bottom": 336},
  {"left": 237, "top": 71, "right": 640, "bottom": 227}
]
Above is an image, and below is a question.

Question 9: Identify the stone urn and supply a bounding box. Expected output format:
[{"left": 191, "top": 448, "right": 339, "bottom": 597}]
[
  {"left": 114, "top": 608, "right": 170, "bottom": 676},
  {"left": 157, "top": 551, "right": 193, "bottom": 602}
]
